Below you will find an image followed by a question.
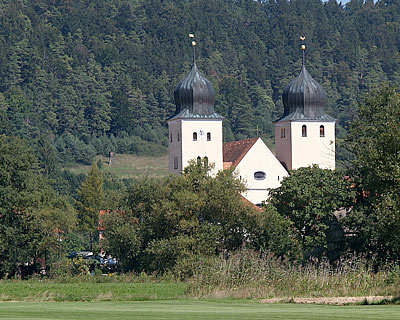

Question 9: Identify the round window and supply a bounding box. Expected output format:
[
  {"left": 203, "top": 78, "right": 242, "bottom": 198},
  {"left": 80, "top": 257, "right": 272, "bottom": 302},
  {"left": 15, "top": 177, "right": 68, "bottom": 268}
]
[{"left": 254, "top": 171, "right": 266, "bottom": 180}]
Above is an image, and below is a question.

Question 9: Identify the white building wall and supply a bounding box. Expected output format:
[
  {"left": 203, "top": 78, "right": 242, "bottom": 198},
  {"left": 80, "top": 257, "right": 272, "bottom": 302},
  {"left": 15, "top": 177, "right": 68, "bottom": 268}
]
[
  {"left": 168, "top": 120, "right": 183, "bottom": 173},
  {"left": 274, "top": 121, "right": 292, "bottom": 170},
  {"left": 168, "top": 119, "right": 223, "bottom": 173},
  {"left": 234, "top": 138, "right": 288, "bottom": 205},
  {"left": 291, "top": 121, "right": 335, "bottom": 170}
]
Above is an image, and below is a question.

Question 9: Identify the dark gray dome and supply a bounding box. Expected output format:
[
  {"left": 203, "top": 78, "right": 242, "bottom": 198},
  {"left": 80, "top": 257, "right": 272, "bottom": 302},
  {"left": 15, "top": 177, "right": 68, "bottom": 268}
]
[
  {"left": 282, "top": 65, "right": 327, "bottom": 119},
  {"left": 171, "top": 62, "right": 222, "bottom": 120}
]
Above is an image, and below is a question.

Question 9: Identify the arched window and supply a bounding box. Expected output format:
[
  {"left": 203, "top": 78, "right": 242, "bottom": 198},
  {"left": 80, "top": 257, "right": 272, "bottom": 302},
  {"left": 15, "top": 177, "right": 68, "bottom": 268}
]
[
  {"left": 193, "top": 132, "right": 197, "bottom": 141},
  {"left": 204, "top": 156, "right": 208, "bottom": 166},
  {"left": 170, "top": 134, "right": 172, "bottom": 142},
  {"left": 320, "top": 125, "right": 325, "bottom": 137},
  {"left": 302, "top": 125, "right": 307, "bottom": 137},
  {"left": 177, "top": 133, "right": 180, "bottom": 141},
  {"left": 197, "top": 156, "right": 201, "bottom": 165},
  {"left": 174, "top": 157, "right": 178, "bottom": 169},
  {"left": 207, "top": 132, "right": 211, "bottom": 141},
  {"left": 281, "top": 128, "right": 286, "bottom": 138}
]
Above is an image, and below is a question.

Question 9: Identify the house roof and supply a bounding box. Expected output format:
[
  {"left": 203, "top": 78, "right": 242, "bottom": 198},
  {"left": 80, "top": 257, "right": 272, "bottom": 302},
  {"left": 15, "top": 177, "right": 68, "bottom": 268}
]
[
  {"left": 241, "top": 195, "right": 264, "bottom": 212},
  {"left": 223, "top": 137, "right": 259, "bottom": 169}
]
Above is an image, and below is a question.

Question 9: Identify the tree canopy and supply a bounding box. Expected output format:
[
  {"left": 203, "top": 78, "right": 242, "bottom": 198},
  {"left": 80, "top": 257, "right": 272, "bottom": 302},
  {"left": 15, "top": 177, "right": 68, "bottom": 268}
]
[
  {"left": 101, "top": 160, "right": 298, "bottom": 274},
  {"left": 0, "top": 135, "right": 76, "bottom": 277},
  {"left": 268, "top": 166, "right": 356, "bottom": 261},
  {"left": 345, "top": 86, "right": 400, "bottom": 262}
]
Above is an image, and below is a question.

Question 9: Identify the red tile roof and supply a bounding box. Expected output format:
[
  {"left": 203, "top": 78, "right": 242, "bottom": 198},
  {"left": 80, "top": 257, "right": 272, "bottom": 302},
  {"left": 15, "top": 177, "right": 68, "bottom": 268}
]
[
  {"left": 241, "top": 195, "right": 264, "bottom": 212},
  {"left": 223, "top": 138, "right": 259, "bottom": 169}
]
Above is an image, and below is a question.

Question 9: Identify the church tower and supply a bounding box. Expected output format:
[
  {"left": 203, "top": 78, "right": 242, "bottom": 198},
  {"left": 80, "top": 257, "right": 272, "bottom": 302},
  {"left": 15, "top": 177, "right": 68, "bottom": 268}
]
[
  {"left": 274, "top": 39, "right": 335, "bottom": 170},
  {"left": 168, "top": 35, "right": 224, "bottom": 173}
]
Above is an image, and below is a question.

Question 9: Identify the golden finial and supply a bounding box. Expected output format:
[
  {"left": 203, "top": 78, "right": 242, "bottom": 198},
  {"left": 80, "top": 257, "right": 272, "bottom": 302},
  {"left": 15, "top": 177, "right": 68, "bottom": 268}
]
[
  {"left": 189, "top": 34, "right": 196, "bottom": 63},
  {"left": 300, "top": 36, "right": 306, "bottom": 65}
]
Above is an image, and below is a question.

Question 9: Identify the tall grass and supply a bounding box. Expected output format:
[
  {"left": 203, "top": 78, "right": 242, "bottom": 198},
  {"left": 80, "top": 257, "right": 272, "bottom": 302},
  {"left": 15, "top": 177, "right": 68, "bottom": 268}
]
[
  {"left": 186, "top": 250, "right": 400, "bottom": 299},
  {"left": 2, "top": 251, "right": 399, "bottom": 302}
]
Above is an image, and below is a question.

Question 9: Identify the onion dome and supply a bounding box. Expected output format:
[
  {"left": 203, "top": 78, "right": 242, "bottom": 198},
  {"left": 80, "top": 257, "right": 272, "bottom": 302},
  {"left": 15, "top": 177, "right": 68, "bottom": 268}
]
[
  {"left": 282, "top": 64, "right": 327, "bottom": 119},
  {"left": 169, "top": 36, "right": 223, "bottom": 120},
  {"left": 277, "top": 40, "right": 335, "bottom": 122}
]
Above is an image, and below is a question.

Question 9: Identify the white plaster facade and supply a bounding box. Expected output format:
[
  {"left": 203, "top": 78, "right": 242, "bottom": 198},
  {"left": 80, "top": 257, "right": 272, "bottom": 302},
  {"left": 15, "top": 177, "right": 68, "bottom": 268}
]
[
  {"left": 233, "top": 138, "right": 289, "bottom": 205},
  {"left": 168, "top": 118, "right": 223, "bottom": 174},
  {"left": 274, "top": 120, "right": 335, "bottom": 170}
]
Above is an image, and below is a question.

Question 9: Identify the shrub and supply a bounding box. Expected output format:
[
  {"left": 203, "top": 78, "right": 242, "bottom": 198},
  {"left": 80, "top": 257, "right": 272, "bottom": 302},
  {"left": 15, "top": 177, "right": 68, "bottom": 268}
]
[{"left": 50, "top": 257, "right": 99, "bottom": 279}]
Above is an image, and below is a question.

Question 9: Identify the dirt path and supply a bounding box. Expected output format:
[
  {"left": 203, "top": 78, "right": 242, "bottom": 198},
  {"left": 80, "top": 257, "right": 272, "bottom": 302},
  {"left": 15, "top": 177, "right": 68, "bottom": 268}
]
[{"left": 260, "top": 296, "right": 394, "bottom": 305}]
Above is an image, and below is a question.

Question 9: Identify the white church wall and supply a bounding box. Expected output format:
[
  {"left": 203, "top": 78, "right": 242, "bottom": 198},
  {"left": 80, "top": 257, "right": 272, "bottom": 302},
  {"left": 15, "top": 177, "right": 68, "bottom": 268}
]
[
  {"left": 234, "top": 138, "right": 288, "bottom": 205},
  {"left": 168, "top": 120, "right": 183, "bottom": 173},
  {"left": 274, "top": 121, "right": 292, "bottom": 170},
  {"left": 180, "top": 119, "right": 223, "bottom": 173},
  {"left": 291, "top": 121, "right": 335, "bottom": 170}
]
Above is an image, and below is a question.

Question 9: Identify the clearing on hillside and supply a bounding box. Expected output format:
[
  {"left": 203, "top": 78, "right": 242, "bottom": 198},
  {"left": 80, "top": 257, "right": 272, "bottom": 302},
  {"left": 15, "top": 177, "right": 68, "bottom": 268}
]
[{"left": 65, "top": 154, "right": 169, "bottom": 179}]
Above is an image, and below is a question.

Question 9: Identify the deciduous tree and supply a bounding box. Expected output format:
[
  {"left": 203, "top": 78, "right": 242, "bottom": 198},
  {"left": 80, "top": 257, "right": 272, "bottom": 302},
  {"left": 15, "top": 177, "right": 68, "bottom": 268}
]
[
  {"left": 269, "top": 166, "right": 355, "bottom": 261},
  {"left": 345, "top": 86, "right": 400, "bottom": 262}
]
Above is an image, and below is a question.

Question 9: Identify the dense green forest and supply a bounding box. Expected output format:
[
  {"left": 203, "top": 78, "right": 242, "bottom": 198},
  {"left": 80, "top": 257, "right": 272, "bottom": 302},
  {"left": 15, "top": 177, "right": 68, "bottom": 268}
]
[{"left": 0, "top": 0, "right": 399, "bottom": 165}]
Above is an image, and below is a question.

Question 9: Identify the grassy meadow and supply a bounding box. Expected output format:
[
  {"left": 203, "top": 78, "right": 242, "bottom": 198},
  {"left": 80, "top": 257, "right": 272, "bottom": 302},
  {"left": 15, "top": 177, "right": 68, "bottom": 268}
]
[
  {"left": 0, "top": 301, "right": 400, "bottom": 320},
  {"left": 65, "top": 154, "right": 169, "bottom": 179},
  {"left": 0, "top": 281, "right": 185, "bottom": 302},
  {"left": 0, "top": 271, "right": 398, "bottom": 319}
]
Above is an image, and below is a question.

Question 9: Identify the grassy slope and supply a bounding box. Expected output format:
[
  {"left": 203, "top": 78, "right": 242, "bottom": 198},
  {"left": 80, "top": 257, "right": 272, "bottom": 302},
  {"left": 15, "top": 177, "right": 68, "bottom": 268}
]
[
  {"left": 65, "top": 154, "right": 169, "bottom": 179},
  {"left": 0, "top": 301, "right": 399, "bottom": 320}
]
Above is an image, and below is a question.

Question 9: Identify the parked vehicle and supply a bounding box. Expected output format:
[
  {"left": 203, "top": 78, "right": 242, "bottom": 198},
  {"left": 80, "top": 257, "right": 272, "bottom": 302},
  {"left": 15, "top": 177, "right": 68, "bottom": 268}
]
[{"left": 67, "top": 251, "right": 119, "bottom": 273}]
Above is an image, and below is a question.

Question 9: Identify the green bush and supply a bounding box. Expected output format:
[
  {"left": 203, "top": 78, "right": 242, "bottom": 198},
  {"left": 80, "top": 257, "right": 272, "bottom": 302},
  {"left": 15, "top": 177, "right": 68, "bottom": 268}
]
[{"left": 50, "top": 257, "right": 99, "bottom": 279}]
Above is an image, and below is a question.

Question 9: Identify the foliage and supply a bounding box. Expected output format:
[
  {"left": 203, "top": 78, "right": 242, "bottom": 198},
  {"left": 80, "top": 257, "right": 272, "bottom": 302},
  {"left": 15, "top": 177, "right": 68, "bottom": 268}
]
[
  {"left": 268, "top": 166, "right": 356, "bottom": 261},
  {"left": 345, "top": 86, "right": 400, "bottom": 262},
  {"left": 101, "top": 160, "right": 264, "bottom": 275},
  {"left": 100, "top": 212, "right": 142, "bottom": 272},
  {"left": 0, "top": 135, "right": 76, "bottom": 278},
  {"left": 76, "top": 163, "right": 104, "bottom": 251},
  {"left": 51, "top": 257, "right": 93, "bottom": 279},
  {"left": 252, "top": 205, "right": 301, "bottom": 259}
]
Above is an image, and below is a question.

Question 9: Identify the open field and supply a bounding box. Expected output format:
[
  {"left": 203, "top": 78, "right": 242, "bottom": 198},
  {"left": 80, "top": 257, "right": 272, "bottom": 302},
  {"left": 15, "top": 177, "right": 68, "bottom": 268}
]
[
  {"left": 0, "top": 281, "right": 186, "bottom": 302},
  {"left": 65, "top": 154, "right": 169, "bottom": 179},
  {"left": 0, "top": 281, "right": 398, "bottom": 319},
  {"left": 0, "top": 301, "right": 400, "bottom": 320}
]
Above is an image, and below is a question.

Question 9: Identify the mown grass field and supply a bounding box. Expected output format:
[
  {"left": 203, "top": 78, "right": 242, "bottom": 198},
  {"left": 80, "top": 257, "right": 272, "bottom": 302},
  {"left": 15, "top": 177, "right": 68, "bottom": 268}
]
[
  {"left": 0, "top": 281, "right": 399, "bottom": 319},
  {"left": 65, "top": 154, "right": 169, "bottom": 179},
  {"left": 0, "top": 301, "right": 400, "bottom": 320}
]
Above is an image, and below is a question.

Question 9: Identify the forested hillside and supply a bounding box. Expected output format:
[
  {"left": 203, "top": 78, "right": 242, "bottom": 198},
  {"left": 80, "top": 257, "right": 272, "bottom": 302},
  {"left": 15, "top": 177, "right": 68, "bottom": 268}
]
[{"left": 0, "top": 0, "right": 399, "bottom": 165}]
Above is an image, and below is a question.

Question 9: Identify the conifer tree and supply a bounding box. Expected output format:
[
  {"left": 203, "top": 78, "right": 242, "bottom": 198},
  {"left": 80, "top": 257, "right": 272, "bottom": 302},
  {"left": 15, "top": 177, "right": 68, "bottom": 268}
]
[{"left": 77, "top": 163, "right": 104, "bottom": 252}]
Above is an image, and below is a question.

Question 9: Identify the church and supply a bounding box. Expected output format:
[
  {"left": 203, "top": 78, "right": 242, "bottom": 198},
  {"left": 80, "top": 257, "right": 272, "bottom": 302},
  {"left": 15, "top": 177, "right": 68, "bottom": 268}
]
[{"left": 167, "top": 37, "right": 335, "bottom": 205}]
